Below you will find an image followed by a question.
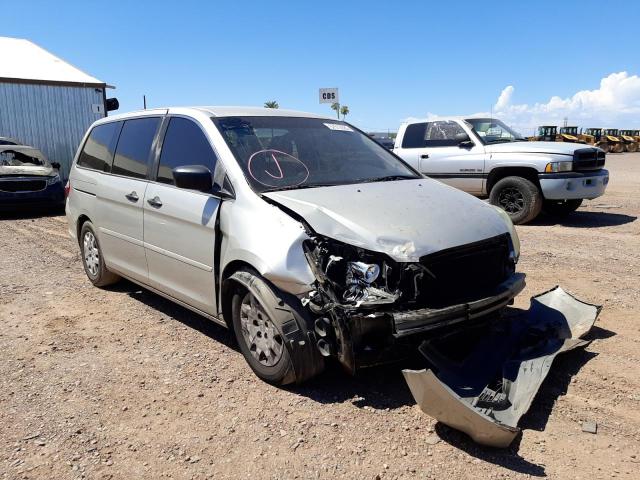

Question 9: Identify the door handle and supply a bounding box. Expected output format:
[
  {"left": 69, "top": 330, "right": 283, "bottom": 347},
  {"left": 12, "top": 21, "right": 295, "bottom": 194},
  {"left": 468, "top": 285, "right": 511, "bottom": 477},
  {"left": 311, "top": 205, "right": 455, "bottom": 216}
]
[
  {"left": 420, "top": 154, "right": 430, "bottom": 159},
  {"left": 147, "top": 196, "right": 163, "bottom": 208},
  {"left": 125, "top": 191, "right": 139, "bottom": 202}
]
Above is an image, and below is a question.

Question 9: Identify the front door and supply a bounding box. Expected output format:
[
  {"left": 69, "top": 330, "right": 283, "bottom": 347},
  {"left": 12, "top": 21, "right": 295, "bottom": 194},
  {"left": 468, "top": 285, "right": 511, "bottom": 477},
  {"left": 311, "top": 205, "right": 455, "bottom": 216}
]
[{"left": 143, "top": 116, "right": 221, "bottom": 315}]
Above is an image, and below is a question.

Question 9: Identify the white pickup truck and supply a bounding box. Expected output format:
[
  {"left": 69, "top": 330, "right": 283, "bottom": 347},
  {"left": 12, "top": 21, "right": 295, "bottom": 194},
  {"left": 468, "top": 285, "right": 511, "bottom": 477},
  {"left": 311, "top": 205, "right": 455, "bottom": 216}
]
[{"left": 393, "top": 117, "right": 609, "bottom": 224}]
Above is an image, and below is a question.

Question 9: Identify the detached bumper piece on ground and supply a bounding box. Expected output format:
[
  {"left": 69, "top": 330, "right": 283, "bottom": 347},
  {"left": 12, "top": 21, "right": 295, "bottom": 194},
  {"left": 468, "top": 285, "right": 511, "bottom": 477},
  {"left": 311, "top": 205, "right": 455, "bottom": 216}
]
[{"left": 403, "top": 287, "right": 601, "bottom": 448}]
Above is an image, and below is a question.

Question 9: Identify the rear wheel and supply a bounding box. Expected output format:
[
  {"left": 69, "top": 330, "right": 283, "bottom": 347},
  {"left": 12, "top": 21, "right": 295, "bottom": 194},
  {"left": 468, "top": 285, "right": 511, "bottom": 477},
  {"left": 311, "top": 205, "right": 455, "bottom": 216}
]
[
  {"left": 598, "top": 142, "right": 610, "bottom": 153},
  {"left": 489, "top": 176, "right": 543, "bottom": 224},
  {"left": 79, "top": 221, "right": 120, "bottom": 287},
  {"left": 613, "top": 143, "right": 624, "bottom": 153},
  {"left": 543, "top": 199, "right": 583, "bottom": 217},
  {"left": 625, "top": 142, "right": 638, "bottom": 153}
]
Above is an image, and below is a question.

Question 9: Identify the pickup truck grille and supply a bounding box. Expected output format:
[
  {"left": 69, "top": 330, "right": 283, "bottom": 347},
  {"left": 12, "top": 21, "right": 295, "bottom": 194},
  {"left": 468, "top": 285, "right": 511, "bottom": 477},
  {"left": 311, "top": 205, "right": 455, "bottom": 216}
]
[
  {"left": 415, "top": 234, "right": 513, "bottom": 308},
  {"left": 0, "top": 178, "right": 47, "bottom": 192},
  {"left": 573, "top": 148, "right": 605, "bottom": 171}
]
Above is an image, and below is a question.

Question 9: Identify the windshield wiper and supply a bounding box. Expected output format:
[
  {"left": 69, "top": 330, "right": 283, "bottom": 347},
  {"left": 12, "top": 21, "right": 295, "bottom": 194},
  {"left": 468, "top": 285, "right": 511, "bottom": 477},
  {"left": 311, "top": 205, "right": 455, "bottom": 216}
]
[
  {"left": 361, "top": 175, "right": 417, "bottom": 183},
  {"left": 263, "top": 183, "right": 337, "bottom": 192}
]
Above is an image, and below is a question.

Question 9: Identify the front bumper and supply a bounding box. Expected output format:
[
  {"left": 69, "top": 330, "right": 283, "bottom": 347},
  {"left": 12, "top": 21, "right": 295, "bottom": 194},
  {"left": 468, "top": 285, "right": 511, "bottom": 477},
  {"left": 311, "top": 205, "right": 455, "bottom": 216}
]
[
  {"left": 403, "top": 286, "right": 601, "bottom": 448},
  {"left": 339, "top": 273, "right": 525, "bottom": 372},
  {"left": 539, "top": 169, "right": 609, "bottom": 200},
  {"left": 0, "top": 177, "right": 64, "bottom": 208}
]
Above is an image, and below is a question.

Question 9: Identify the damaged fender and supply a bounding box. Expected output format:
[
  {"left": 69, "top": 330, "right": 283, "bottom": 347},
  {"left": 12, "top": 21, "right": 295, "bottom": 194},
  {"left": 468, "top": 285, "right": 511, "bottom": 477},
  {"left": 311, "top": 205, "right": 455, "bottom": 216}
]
[{"left": 403, "top": 286, "right": 601, "bottom": 448}]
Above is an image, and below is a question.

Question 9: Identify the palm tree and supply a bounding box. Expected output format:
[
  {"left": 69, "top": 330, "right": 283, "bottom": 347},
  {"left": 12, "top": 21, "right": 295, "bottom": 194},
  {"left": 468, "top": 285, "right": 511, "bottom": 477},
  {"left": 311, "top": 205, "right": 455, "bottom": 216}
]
[
  {"left": 331, "top": 102, "right": 340, "bottom": 119},
  {"left": 340, "top": 105, "right": 350, "bottom": 120},
  {"left": 264, "top": 100, "right": 279, "bottom": 109}
]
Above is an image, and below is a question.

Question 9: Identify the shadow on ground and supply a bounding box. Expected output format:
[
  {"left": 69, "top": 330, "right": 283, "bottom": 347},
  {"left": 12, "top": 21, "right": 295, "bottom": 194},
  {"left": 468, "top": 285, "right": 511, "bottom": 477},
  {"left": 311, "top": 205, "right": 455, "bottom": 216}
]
[
  {"left": 111, "top": 279, "right": 237, "bottom": 350},
  {"left": 532, "top": 210, "right": 636, "bottom": 228},
  {"left": 111, "top": 278, "right": 616, "bottom": 477},
  {"left": 0, "top": 205, "right": 65, "bottom": 220}
]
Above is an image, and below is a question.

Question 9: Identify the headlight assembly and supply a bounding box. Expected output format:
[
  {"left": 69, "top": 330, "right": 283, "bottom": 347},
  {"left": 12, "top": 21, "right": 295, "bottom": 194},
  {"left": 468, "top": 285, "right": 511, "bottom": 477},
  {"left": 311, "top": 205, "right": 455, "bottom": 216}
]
[
  {"left": 492, "top": 205, "right": 520, "bottom": 261},
  {"left": 544, "top": 161, "right": 573, "bottom": 173},
  {"left": 46, "top": 174, "right": 61, "bottom": 186}
]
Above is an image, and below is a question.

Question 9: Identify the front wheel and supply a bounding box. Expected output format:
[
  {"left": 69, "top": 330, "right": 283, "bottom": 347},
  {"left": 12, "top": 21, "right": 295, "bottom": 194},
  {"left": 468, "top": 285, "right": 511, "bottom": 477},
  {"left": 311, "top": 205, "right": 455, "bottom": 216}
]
[
  {"left": 489, "top": 176, "right": 543, "bottom": 225},
  {"left": 543, "top": 199, "right": 583, "bottom": 216},
  {"left": 229, "top": 269, "right": 324, "bottom": 385}
]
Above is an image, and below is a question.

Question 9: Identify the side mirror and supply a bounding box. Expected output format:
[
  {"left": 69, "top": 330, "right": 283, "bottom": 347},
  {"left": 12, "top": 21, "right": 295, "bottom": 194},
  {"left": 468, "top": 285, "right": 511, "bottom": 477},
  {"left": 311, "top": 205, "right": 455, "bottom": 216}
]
[
  {"left": 173, "top": 165, "right": 213, "bottom": 193},
  {"left": 454, "top": 132, "right": 474, "bottom": 148},
  {"left": 51, "top": 161, "right": 61, "bottom": 170}
]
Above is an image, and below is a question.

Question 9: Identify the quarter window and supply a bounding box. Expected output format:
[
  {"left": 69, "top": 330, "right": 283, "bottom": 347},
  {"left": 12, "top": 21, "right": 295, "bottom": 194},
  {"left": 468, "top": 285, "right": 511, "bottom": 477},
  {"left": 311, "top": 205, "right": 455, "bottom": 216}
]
[
  {"left": 112, "top": 117, "right": 160, "bottom": 179},
  {"left": 77, "top": 122, "right": 121, "bottom": 172},
  {"left": 157, "top": 117, "right": 218, "bottom": 185}
]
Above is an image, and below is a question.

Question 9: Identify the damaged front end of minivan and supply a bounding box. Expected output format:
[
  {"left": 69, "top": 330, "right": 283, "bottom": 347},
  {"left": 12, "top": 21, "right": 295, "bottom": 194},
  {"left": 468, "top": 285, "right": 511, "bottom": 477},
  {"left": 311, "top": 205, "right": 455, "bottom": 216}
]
[{"left": 299, "top": 231, "right": 525, "bottom": 374}]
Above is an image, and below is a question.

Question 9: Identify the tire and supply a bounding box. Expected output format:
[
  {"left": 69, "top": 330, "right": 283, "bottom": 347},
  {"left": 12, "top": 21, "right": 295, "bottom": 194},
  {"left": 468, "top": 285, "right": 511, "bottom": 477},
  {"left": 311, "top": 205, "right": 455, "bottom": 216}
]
[
  {"left": 489, "top": 176, "right": 543, "bottom": 225},
  {"left": 543, "top": 199, "right": 583, "bottom": 216},
  {"left": 613, "top": 143, "right": 624, "bottom": 153},
  {"left": 79, "top": 221, "right": 120, "bottom": 287},
  {"left": 625, "top": 143, "right": 638, "bottom": 153},
  {"left": 598, "top": 142, "right": 610, "bottom": 153},
  {"left": 228, "top": 268, "right": 324, "bottom": 385}
]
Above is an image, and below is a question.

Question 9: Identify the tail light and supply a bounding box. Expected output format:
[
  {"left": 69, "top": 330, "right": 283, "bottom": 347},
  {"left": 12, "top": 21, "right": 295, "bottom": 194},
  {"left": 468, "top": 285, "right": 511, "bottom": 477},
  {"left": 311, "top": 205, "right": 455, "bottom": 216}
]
[{"left": 64, "top": 180, "right": 71, "bottom": 198}]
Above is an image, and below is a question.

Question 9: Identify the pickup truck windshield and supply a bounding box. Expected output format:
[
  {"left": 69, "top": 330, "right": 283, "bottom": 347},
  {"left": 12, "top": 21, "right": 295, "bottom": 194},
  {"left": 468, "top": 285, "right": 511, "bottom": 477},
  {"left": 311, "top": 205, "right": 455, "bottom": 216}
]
[
  {"left": 465, "top": 118, "right": 526, "bottom": 144},
  {"left": 212, "top": 116, "right": 419, "bottom": 192}
]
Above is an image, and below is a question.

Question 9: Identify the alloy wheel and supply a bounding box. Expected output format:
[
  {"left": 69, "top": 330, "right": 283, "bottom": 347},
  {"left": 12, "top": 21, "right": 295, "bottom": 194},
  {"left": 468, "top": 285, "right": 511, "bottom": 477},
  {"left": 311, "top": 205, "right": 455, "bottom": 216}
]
[{"left": 498, "top": 187, "right": 525, "bottom": 214}]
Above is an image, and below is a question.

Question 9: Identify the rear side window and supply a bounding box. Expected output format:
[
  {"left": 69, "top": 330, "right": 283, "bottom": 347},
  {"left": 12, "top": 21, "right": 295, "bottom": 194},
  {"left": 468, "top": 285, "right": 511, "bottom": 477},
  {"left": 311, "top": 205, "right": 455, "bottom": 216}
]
[
  {"left": 401, "top": 123, "right": 427, "bottom": 148},
  {"left": 112, "top": 117, "right": 161, "bottom": 179},
  {"left": 157, "top": 117, "right": 218, "bottom": 185},
  {"left": 77, "top": 122, "right": 121, "bottom": 172}
]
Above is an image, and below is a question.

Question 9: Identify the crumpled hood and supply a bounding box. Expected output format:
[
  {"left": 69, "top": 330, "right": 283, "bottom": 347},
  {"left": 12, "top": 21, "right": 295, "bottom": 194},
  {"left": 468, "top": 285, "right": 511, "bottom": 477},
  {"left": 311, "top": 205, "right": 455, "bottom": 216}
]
[
  {"left": 486, "top": 141, "right": 582, "bottom": 156},
  {"left": 263, "top": 179, "right": 509, "bottom": 262},
  {"left": 0, "top": 165, "right": 55, "bottom": 176}
]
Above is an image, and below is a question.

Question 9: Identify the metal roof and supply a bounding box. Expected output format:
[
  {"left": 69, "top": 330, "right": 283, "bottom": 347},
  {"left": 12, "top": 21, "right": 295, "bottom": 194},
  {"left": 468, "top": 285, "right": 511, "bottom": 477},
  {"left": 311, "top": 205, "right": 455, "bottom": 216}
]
[{"left": 0, "top": 36, "right": 106, "bottom": 87}]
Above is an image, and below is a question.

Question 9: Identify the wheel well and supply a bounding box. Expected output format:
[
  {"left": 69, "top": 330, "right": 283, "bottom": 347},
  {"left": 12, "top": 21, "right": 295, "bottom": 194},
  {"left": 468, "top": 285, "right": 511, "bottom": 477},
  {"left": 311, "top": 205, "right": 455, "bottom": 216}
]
[
  {"left": 76, "top": 214, "right": 91, "bottom": 245},
  {"left": 486, "top": 167, "right": 541, "bottom": 194},
  {"left": 220, "top": 260, "right": 256, "bottom": 330}
]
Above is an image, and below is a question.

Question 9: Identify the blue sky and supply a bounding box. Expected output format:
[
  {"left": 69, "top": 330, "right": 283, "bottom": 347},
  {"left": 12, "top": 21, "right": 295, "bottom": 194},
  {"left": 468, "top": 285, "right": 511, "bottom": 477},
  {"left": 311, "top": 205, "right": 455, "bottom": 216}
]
[{"left": 4, "top": 0, "right": 640, "bottom": 133}]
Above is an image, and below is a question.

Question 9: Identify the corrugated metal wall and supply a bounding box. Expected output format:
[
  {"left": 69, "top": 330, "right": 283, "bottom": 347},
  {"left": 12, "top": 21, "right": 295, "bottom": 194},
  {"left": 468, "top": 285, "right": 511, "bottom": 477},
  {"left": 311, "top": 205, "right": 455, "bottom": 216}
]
[{"left": 0, "top": 82, "right": 105, "bottom": 179}]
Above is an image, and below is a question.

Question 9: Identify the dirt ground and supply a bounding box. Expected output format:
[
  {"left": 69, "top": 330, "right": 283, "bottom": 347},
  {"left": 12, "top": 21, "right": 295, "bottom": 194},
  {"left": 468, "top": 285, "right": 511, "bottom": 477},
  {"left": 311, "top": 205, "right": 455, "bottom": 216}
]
[{"left": 1, "top": 154, "right": 639, "bottom": 480}]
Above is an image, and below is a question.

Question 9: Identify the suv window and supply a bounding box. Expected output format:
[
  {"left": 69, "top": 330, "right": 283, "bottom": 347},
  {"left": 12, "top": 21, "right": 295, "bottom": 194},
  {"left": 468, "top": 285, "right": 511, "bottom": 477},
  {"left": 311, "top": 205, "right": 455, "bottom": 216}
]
[
  {"left": 112, "top": 117, "right": 160, "bottom": 179},
  {"left": 157, "top": 117, "right": 218, "bottom": 185},
  {"left": 77, "top": 122, "right": 121, "bottom": 172}
]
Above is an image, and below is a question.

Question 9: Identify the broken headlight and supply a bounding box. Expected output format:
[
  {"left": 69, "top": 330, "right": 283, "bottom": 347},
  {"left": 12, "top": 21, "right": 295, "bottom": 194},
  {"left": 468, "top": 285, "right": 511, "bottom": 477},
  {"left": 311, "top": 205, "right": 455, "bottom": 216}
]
[
  {"left": 492, "top": 206, "right": 520, "bottom": 262},
  {"left": 343, "top": 261, "right": 380, "bottom": 302}
]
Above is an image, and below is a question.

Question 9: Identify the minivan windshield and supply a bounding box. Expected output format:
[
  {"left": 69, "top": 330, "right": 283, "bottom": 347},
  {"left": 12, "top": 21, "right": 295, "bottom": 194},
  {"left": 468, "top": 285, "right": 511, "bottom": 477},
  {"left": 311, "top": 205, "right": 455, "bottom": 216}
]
[
  {"left": 212, "top": 116, "right": 419, "bottom": 192},
  {"left": 465, "top": 118, "right": 526, "bottom": 144}
]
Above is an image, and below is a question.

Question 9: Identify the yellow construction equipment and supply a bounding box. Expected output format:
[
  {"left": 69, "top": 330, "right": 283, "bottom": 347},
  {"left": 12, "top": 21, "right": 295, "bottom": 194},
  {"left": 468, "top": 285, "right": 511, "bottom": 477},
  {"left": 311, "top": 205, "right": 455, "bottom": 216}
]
[
  {"left": 558, "top": 126, "right": 585, "bottom": 143},
  {"left": 617, "top": 130, "right": 639, "bottom": 152},
  {"left": 529, "top": 125, "right": 558, "bottom": 141},
  {"left": 580, "top": 128, "right": 624, "bottom": 153}
]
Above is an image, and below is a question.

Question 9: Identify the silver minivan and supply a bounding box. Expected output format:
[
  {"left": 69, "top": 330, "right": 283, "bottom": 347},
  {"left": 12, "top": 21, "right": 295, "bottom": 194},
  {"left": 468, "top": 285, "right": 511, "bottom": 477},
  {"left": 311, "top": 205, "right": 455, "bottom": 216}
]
[{"left": 66, "top": 107, "right": 523, "bottom": 385}]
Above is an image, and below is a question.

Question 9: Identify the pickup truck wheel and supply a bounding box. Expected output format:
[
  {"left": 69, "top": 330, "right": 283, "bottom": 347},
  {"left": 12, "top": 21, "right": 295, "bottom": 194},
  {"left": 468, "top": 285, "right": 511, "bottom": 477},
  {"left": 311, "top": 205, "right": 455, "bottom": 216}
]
[
  {"left": 490, "top": 176, "right": 543, "bottom": 224},
  {"left": 229, "top": 269, "right": 324, "bottom": 385},
  {"left": 543, "top": 199, "right": 583, "bottom": 216}
]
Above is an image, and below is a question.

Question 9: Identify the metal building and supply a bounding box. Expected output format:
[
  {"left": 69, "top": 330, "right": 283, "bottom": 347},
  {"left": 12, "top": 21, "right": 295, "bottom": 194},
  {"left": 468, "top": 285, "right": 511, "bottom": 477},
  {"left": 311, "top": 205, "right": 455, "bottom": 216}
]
[{"left": 0, "top": 36, "right": 117, "bottom": 179}]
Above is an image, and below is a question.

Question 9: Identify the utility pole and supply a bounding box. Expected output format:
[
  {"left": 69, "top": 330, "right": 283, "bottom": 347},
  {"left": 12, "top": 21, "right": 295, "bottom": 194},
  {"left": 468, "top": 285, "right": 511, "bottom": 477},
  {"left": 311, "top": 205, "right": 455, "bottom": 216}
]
[{"left": 143, "top": 95, "right": 147, "bottom": 110}]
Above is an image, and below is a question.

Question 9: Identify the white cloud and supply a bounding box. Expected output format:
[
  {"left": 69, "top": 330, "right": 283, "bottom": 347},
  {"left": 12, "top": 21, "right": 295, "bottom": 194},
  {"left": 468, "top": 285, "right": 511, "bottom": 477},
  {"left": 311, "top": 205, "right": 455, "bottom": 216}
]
[
  {"left": 490, "top": 72, "right": 640, "bottom": 134},
  {"left": 494, "top": 85, "right": 514, "bottom": 111},
  {"left": 402, "top": 72, "right": 640, "bottom": 135}
]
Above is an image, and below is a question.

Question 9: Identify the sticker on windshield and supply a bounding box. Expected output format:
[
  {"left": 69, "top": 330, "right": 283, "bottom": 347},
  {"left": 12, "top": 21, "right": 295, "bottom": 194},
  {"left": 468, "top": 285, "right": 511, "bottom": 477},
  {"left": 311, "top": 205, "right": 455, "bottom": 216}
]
[{"left": 324, "top": 123, "right": 353, "bottom": 132}]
